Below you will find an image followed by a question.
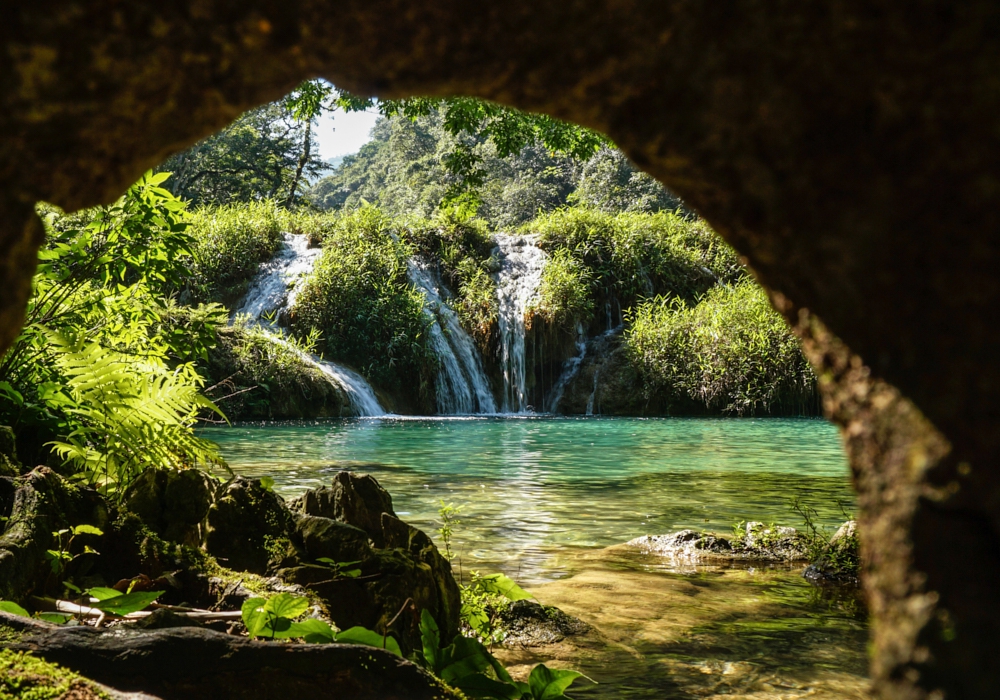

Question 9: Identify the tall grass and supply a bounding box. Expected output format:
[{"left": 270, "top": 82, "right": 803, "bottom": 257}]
[
  {"left": 186, "top": 201, "right": 284, "bottom": 302},
  {"left": 625, "top": 281, "right": 817, "bottom": 415}
]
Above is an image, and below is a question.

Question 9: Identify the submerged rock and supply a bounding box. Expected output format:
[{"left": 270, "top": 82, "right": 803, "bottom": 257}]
[
  {"left": 628, "top": 522, "right": 807, "bottom": 562},
  {"left": 498, "top": 599, "right": 591, "bottom": 646}
]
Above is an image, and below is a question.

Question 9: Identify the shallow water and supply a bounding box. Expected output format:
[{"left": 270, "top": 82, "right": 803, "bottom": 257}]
[{"left": 201, "top": 416, "right": 870, "bottom": 698}]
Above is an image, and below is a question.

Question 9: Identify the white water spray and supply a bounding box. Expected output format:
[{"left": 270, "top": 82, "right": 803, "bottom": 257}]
[
  {"left": 546, "top": 323, "right": 587, "bottom": 413},
  {"left": 494, "top": 234, "right": 546, "bottom": 413},
  {"left": 235, "top": 233, "right": 385, "bottom": 417},
  {"left": 407, "top": 260, "right": 497, "bottom": 414}
]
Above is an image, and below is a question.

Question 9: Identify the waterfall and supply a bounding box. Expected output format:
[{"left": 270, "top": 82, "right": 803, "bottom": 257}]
[
  {"left": 234, "top": 233, "right": 385, "bottom": 417},
  {"left": 546, "top": 323, "right": 587, "bottom": 413},
  {"left": 407, "top": 260, "right": 497, "bottom": 414},
  {"left": 585, "top": 368, "right": 601, "bottom": 416},
  {"left": 494, "top": 234, "right": 547, "bottom": 413}
]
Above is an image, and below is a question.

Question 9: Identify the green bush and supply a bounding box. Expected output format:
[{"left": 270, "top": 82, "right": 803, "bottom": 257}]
[
  {"left": 186, "top": 201, "right": 284, "bottom": 302},
  {"left": 528, "top": 207, "right": 745, "bottom": 329},
  {"left": 625, "top": 281, "right": 817, "bottom": 415},
  {"left": 529, "top": 249, "right": 594, "bottom": 330},
  {"left": 290, "top": 207, "right": 434, "bottom": 400}
]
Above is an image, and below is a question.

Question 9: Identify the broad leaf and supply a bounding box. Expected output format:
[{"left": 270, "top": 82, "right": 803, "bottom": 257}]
[
  {"left": 438, "top": 636, "right": 493, "bottom": 683},
  {"left": 452, "top": 672, "right": 523, "bottom": 699},
  {"left": 72, "top": 524, "right": 104, "bottom": 536},
  {"left": 263, "top": 592, "right": 310, "bottom": 620},
  {"left": 91, "top": 590, "right": 163, "bottom": 615},
  {"left": 36, "top": 612, "right": 72, "bottom": 624},
  {"left": 241, "top": 597, "right": 268, "bottom": 637},
  {"left": 336, "top": 626, "right": 402, "bottom": 656},
  {"left": 0, "top": 601, "right": 30, "bottom": 618},
  {"left": 87, "top": 587, "right": 122, "bottom": 601},
  {"left": 527, "top": 664, "right": 592, "bottom": 700},
  {"left": 420, "top": 609, "right": 441, "bottom": 672},
  {"left": 476, "top": 573, "right": 532, "bottom": 602},
  {"left": 288, "top": 618, "right": 336, "bottom": 643}
]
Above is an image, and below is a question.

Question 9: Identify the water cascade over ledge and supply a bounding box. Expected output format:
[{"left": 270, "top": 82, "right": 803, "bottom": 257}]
[
  {"left": 234, "top": 233, "right": 385, "bottom": 417},
  {"left": 408, "top": 260, "right": 497, "bottom": 414},
  {"left": 494, "top": 234, "right": 546, "bottom": 413}
]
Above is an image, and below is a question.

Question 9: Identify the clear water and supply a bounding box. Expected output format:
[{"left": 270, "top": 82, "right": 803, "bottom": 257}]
[
  {"left": 202, "top": 416, "right": 854, "bottom": 584},
  {"left": 202, "top": 416, "right": 869, "bottom": 698}
]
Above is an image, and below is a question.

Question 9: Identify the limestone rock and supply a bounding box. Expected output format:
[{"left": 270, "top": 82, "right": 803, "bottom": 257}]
[
  {"left": 122, "top": 468, "right": 217, "bottom": 547},
  {"left": 498, "top": 599, "right": 591, "bottom": 647},
  {"left": 803, "top": 520, "right": 861, "bottom": 585},
  {"left": 291, "top": 471, "right": 395, "bottom": 547},
  {"left": 205, "top": 477, "right": 292, "bottom": 575},
  {"left": 628, "top": 523, "right": 807, "bottom": 563}
]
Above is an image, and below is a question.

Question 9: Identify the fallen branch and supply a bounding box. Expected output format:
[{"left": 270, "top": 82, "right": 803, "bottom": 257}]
[{"left": 32, "top": 597, "right": 243, "bottom": 622}]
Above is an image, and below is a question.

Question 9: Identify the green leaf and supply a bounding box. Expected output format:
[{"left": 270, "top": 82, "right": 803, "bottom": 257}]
[
  {"left": 420, "top": 608, "right": 441, "bottom": 671},
  {"left": 0, "top": 601, "right": 30, "bottom": 618},
  {"left": 241, "top": 597, "right": 268, "bottom": 637},
  {"left": 336, "top": 626, "right": 402, "bottom": 656},
  {"left": 263, "top": 593, "right": 309, "bottom": 620},
  {"left": 90, "top": 590, "right": 163, "bottom": 615},
  {"left": 36, "top": 612, "right": 73, "bottom": 624},
  {"left": 288, "top": 618, "right": 337, "bottom": 643},
  {"left": 476, "top": 573, "right": 533, "bottom": 602},
  {"left": 451, "top": 673, "right": 523, "bottom": 699},
  {"left": 87, "top": 587, "right": 121, "bottom": 601},
  {"left": 527, "top": 664, "right": 592, "bottom": 700},
  {"left": 259, "top": 475, "right": 275, "bottom": 492},
  {"left": 72, "top": 524, "right": 104, "bottom": 536},
  {"left": 438, "top": 636, "right": 494, "bottom": 683}
]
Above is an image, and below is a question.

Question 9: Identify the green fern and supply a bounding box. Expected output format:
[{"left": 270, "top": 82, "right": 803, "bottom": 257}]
[{"left": 47, "top": 335, "right": 228, "bottom": 495}]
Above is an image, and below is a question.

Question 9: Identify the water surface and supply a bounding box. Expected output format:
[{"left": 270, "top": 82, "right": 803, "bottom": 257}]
[{"left": 203, "top": 416, "right": 869, "bottom": 698}]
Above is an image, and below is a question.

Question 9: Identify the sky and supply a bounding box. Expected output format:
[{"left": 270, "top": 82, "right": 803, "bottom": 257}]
[{"left": 314, "top": 107, "right": 380, "bottom": 161}]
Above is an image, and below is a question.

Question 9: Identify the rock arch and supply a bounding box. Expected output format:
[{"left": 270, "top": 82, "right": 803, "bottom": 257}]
[{"left": 3, "top": 2, "right": 998, "bottom": 696}]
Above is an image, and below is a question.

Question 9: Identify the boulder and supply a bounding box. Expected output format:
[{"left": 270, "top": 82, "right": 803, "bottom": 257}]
[
  {"left": 0, "top": 467, "right": 108, "bottom": 600},
  {"left": 498, "top": 599, "right": 591, "bottom": 647},
  {"left": 628, "top": 523, "right": 807, "bottom": 562},
  {"left": 122, "top": 468, "right": 217, "bottom": 547},
  {"left": 291, "top": 472, "right": 395, "bottom": 547},
  {"left": 279, "top": 472, "right": 461, "bottom": 654},
  {"left": 205, "top": 477, "right": 293, "bottom": 575}
]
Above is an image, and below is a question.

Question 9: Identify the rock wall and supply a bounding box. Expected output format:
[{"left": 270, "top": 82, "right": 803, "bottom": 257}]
[{"left": 3, "top": 3, "right": 1000, "bottom": 696}]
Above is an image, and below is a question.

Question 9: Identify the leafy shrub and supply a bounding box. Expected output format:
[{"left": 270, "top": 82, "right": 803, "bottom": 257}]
[
  {"left": 186, "top": 201, "right": 284, "bottom": 302},
  {"left": 625, "top": 281, "right": 817, "bottom": 415},
  {"left": 528, "top": 207, "right": 745, "bottom": 330},
  {"left": 529, "top": 249, "right": 594, "bottom": 331},
  {"left": 290, "top": 207, "right": 433, "bottom": 399}
]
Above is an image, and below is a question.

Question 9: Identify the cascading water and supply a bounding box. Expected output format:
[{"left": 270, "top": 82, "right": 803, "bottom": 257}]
[
  {"left": 234, "top": 233, "right": 385, "bottom": 417},
  {"left": 494, "top": 234, "right": 547, "bottom": 413},
  {"left": 545, "top": 323, "right": 587, "bottom": 413},
  {"left": 407, "top": 260, "right": 497, "bottom": 414}
]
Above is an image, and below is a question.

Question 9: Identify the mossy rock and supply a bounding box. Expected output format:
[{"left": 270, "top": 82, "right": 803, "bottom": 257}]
[
  {"left": 0, "top": 648, "right": 109, "bottom": 700},
  {"left": 205, "top": 477, "right": 293, "bottom": 575},
  {"left": 122, "top": 467, "right": 216, "bottom": 547}
]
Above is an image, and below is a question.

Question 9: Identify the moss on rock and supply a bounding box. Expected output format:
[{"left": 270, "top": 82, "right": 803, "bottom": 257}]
[{"left": 0, "top": 649, "right": 109, "bottom": 700}]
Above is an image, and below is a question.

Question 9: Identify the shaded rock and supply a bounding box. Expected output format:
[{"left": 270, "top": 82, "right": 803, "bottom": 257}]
[
  {"left": 122, "top": 468, "right": 216, "bottom": 547},
  {"left": 291, "top": 471, "right": 395, "bottom": 547},
  {"left": 0, "top": 467, "right": 108, "bottom": 600},
  {"left": 498, "top": 599, "right": 591, "bottom": 647},
  {"left": 205, "top": 477, "right": 293, "bottom": 575},
  {"left": 133, "top": 609, "right": 204, "bottom": 630},
  {"left": 1, "top": 611, "right": 461, "bottom": 700},
  {"left": 278, "top": 473, "right": 461, "bottom": 655}
]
